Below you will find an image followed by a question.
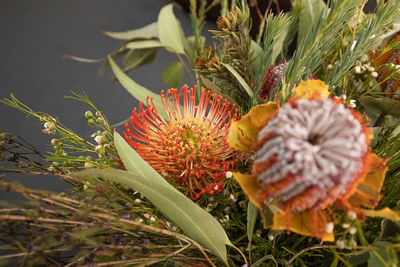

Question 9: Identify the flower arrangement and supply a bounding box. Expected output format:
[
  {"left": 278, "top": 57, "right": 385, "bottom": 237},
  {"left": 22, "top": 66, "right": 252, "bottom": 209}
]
[{"left": 1, "top": 0, "right": 400, "bottom": 266}]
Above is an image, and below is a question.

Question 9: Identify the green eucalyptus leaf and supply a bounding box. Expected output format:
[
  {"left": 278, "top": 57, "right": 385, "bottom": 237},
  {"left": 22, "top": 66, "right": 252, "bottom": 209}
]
[
  {"left": 103, "top": 22, "right": 159, "bottom": 40},
  {"left": 297, "top": 0, "right": 327, "bottom": 45},
  {"left": 359, "top": 96, "right": 400, "bottom": 118},
  {"left": 114, "top": 132, "right": 170, "bottom": 187},
  {"left": 345, "top": 251, "right": 370, "bottom": 266},
  {"left": 108, "top": 56, "right": 169, "bottom": 119},
  {"left": 73, "top": 173, "right": 231, "bottom": 264},
  {"left": 247, "top": 201, "right": 258, "bottom": 244},
  {"left": 158, "top": 4, "right": 187, "bottom": 54},
  {"left": 368, "top": 241, "right": 396, "bottom": 266},
  {"left": 123, "top": 48, "right": 157, "bottom": 71},
  {"left": 124, "top": 40, "right": 163, "bottom": 50},
  {"left": 112, "top": 132, "right": 232, "bottom": 263},
  {"left": 162, "top": 61, "right": 184, "bottom": 87},
  {"left": 222, "top": 63, "right": 254, "bottom": 97}
]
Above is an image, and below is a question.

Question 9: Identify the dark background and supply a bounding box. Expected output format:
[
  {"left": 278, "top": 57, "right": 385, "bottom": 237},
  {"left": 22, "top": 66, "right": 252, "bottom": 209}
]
[
  {"left": 0, "top": 0, "right": 377, "bottom": 196},
  {"left": 0, "top": 0, "right": 206, "bottom": 195}
]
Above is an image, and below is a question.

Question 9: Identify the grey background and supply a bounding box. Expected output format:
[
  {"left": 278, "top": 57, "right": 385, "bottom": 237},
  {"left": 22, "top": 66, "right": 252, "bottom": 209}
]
[{"left": 0, "top": 0, "right": 211, "bottom": 194}]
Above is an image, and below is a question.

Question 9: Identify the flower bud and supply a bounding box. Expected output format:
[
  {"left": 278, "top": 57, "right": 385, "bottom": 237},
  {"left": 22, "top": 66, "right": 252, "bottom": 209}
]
[{"left": 85, "top": 111, "right": 93, "bottom": 119}]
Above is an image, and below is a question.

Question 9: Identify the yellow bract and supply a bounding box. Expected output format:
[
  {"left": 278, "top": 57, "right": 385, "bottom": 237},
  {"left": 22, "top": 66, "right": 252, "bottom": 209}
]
[
  {"left": 272, "top": 210, "right": 335, "bottom": 242},
  {"left": 227, "top": 102, "right": 278, "bottom": 152},
  {"left": 295, "top": 80, "right": 330, "bottom": 99}
]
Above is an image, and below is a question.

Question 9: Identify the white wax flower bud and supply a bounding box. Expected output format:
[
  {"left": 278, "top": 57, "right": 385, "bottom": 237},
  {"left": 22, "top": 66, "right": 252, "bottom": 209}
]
[
  {"left": 342, "top": 223, "right": 350, "bottom": 229},
  {"left": 225, "top": 171, "right": 233, "bottom": 178},
  {"left": 325, "top": 222, "right": 334, "bottom": 234},
  {"left": 95, "top": 145, "right": 102, "bottom": 152},
  {"left": 94, "top": 135, "right": 102, "bottom": 145},
  {"left": 347, "top": 211, "right": 357, "bottom": 221},
  {"left": 336, "top": 239, "right": 346, "bottom": 249},
  {"left": 327, "top": 64, "right": 333, "bottom": 70},
  {"left": 371, "top": 71, "right": 378, "bottom": 78},
  {"left": 354, "top": 66, "right": 361, "bottom": 73},
  {"left": 349, "top": 227, "right": 357, "bottom": 235}
]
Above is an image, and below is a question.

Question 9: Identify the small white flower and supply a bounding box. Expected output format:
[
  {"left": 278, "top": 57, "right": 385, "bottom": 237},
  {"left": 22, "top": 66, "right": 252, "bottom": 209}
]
[
  {"left": 325, "top": 222, "right": 334, "bottom": 234},
  {"left": 51, "top": 139, "right": 57, "bottom": 146},
  {"left": 347, "top": 211, "right": 357, "bottom": 221},
  {"left": 95, "top": 145, "right": 102, "bottom": 152},
  {"left": 349, "top": 99, "right": 356, "bottom": 108},
  {"left": 327, "top": 64, "right": 333, "bottom": 70},
  {"left": 136, "top": 218, "right": 144, "bottom": 223},
  {"left": 371, "top": 71, "right": 379, "bottom": 78},
  {"left": 84, "top": 162, "right": 91, "bottom": 168},
  {"left": 150, "top": 216, "right": 156, "bottom": 222},
  {"left": 134, "top": 198, "right": 142, "bottom": 204},
  {"left": 354, "top": 66, "right": 362, "bottom": 73},
  {"left": 94, "top": 135, "right": 102, "bottom": 145},
  {"left": 229, "top": 194, "right": 237, "bottom": 202},
  {"left": 225, "top": 171, "right": 233, "bottom": 178},
  {"left": 268, "top": 234, "right": 274, "bottom": 241},
  {"left": 83, "top": 184, "right": 88, "bottom": 191},
  {"left": 349, "top": 227, "right": 357, "bottom": 235},
  {"left": 336, "top": 239, "right": 346, "bottom": 249},
  {"left": 342, "top": 223, "right": 350, "bottom": 229}
]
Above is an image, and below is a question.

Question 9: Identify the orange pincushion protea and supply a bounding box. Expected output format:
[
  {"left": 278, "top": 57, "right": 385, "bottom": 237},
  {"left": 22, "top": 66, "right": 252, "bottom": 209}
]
[
  {"left": 123, "top": 85, "right": 238, "bottom": 199},
  {"left": 228, "top": 80, "right": 398, "bottom": 241}
]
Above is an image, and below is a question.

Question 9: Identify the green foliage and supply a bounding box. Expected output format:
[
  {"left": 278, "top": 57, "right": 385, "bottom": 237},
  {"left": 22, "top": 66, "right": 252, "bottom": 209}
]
[
  {"left": 158, "top": 4, "right": 188, "bottom": 55},
  {"left": 162, "top": 61, "right": 184, "bottom": 87}
]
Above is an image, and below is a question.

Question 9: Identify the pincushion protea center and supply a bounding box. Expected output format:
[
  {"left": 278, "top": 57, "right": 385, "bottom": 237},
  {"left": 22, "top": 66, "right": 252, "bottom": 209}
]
[{"left": 123, "top": 85, "right": 238, "bottom": 199}]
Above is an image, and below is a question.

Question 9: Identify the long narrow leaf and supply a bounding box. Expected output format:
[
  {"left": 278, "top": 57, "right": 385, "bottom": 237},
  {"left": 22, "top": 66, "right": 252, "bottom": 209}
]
[
  {"left": 222, "top": 63, "right": 254, "bottom": 97},
  {"left": 103, "top": 22, "right": 159, "bottom": 40},
  {"left": 247, "top": 201, "right": 258, "bottom": 244},
  {"left": 73, "top": 167, "right": 231, "bottom": 264},
  {"left": 158, "top": 4, "right": 187, "bottom": 54},
  {"left": 114, "top": 132, "right": 170, "bottom": 187},
  {"left": 124, "top": 40, "right": 163, "bottom": 50}
]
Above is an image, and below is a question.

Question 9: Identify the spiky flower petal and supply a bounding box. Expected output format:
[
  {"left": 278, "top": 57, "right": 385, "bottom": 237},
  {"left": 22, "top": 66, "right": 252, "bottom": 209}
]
[{"left": 123, "top": 85, "right": 238, "bottom": 199}]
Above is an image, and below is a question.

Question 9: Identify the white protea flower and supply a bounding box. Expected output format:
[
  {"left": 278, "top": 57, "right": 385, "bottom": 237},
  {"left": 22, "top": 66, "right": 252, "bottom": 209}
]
[{"left": 253, "top": 98, "right": 369, "bottom": 212}]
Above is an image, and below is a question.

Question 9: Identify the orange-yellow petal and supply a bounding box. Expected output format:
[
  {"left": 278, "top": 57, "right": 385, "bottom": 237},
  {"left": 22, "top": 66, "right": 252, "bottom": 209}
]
[
  {"left": 227, "top": 102, "right": 278, "bottom": 152},
  {"left": 349, "top": 153, "right": 388, "bottom": 208},
  {"left": 232, "top": 172, "right": 265, "bottom": 208},
  {"left": 362, "top": 208, "right": 400, "bottom": 221},
  {"left": 295, "top": 79, "right": 330, "bottom": 99},
  {"left": 272, "top": 209, "right": 335, "bottom": 242}
]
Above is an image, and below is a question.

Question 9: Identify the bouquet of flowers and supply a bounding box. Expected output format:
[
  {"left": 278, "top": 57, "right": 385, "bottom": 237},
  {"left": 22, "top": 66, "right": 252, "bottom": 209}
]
[{"left": 1, "top": 0, "right": 400, "bottom": 266}]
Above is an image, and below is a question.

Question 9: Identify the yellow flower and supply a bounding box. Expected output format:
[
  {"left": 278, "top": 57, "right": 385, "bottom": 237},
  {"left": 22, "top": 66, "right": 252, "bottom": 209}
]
[{"left": 228, "top": 79, "right": 398, "bottom": 241}]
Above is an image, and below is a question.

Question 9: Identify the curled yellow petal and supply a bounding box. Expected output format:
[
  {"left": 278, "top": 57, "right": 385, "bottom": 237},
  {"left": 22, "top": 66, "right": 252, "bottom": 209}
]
[
  {"left": 227, "top": 102, "right": 278, "bottom": 152},
  {"left": 349, "top": 153, "right": 388, "bottom": 208},
  {"left": 232, "top": 172, "right": 265, "bottom": 208},
  {"left": 272, "top": 210, "right": 335, "bottom": 242},
  {"left": 295, "top": 80, "right": 330, "bottom": 99},
  {"left": 362, "top": 208, "right": 400, "bottom": 221}
]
